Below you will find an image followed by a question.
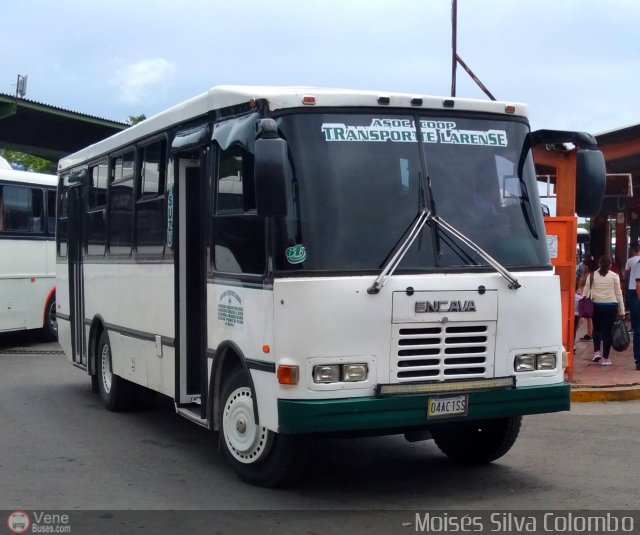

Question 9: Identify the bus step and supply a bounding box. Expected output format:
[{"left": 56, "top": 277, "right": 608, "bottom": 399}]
[{"left": 176, "top": 404, "right": 209, "bottom": 429}]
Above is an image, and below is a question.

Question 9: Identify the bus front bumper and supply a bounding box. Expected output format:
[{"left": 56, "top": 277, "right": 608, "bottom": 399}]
[{"left": 277, "top": 383, "right": 570, "bottom": 434}]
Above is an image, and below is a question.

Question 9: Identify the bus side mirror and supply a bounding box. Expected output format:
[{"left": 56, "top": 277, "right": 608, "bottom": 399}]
[
  {"left": 254, "top": 119, "right": 288, "bottom": 218},
  {"left": 575, "top": 149, "right": 606, "bottom": 217}
]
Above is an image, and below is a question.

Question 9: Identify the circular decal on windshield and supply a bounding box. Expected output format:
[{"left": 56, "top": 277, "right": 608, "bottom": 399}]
[{"left": 286, "top": 244, "right": 307, "bottom": 264}]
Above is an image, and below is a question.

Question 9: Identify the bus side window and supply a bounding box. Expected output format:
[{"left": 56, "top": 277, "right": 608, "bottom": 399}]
[
  {"left": 0, "top": 185, "right": 42, "bottom": 233},
  {"left": 87, "top": 161, "right": 108, "bottom": 256},
  {"left": 211, "top": 144, "right": 265, "bottom": 275},
  {"left": 135, "top": 139, "right": 166, "bottom": 256}
]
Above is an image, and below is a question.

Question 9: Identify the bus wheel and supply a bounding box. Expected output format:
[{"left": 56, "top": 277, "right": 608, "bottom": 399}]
[
  {"left": 220, "top": 367, "right": 306, "bottom": 487},
  {"left": 42, "top": 293, "right": 58, "bottom": 341},
  {"left": 431, "top": 416, "right": 522, "bottom": 464},
  {"left": 96, "top": 330, "right": 133, "bottom": 411}
]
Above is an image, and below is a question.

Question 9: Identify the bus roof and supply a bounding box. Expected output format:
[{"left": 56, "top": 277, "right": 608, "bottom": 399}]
[
  {"left": 59, "top": 85, "right": 529, "bottom": 172},
  {"left": 0, "top": 167, "right": 57, "bottom": 187}
]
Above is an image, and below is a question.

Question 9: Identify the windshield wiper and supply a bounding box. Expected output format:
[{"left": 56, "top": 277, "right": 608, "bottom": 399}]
[
  {"left": 432, "top": 215, "right": 521, "bottom": 289},
  {"left": 367, "top": 208, "right": 431, "bottom": 294}
]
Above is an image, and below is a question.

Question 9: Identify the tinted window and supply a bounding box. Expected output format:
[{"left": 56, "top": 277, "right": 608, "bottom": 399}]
[
  {"left": 89, "top": 162, "right": 108, "bottom": 208},
  {"left": 113, "top": 151, "right": 135, "bottom": 182},
  {"left": 109, "top": 179, "right": 133, "bottom": 255},
  {"left": 274, "top": 113, "right": 548, "bottom": 272},
  {"left": 86, "top": 210, "right": 106, "bottom": 256},
  {"left": 211, "top": 145, "right": 264, "bottom": 275},
  {"left": 212, "top": 217, "right": 265, "bottom": 274},
  {"left": 216, "top": 145, "right": 255, "bottom": 212},
  {"left": 136, "top": 199, "right": 165, "bottom": 255},
  {"left": 0, "top": 185, "right": 43, "bottom": 233},
  {"left": 140, "top": 140, "right": 166, "bottom": 197},
  {"left": 135, "top": 140, "right": 166, "bottom": 255}
]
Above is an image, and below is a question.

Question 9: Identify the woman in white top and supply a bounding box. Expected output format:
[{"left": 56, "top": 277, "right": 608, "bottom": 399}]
[{"left": 582, "top": 256, "right": 625, "bottom": 365}]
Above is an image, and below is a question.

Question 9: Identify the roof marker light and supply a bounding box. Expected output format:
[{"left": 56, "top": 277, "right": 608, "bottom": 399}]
[
  {"left": 378, "top": 96, "right": 390, "bottom": 105},
  {"left": 411, "top": 98, "right": 423, "bottom": 106},
  {"left": 302, "top": 95, "right": 316, "bottom": 105},
  {"left": 505, "top": 104, "right": 516, "bottom": 114},
  {"left": 442, "top": 99, "right": 455, "bottom": 108}
]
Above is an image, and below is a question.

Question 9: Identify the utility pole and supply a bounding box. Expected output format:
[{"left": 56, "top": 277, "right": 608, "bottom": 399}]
[
  {"left": 450, "top": 1, "right": 495, "bottom": 100},
  {"left": 451, "top": 0, "right": 457, "bottom": 97}
]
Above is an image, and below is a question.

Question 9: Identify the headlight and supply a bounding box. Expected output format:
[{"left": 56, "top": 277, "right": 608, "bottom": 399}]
[
  {"left": 313, "top": 365, "right": 340, "bottom": 383},
  {"left": 514, "top": 352, "right": 557, "bottom": 372},
  {"left": 342, "top": 363, "right": 368, "bottom": 382},
  {"left": 312, "top": 363, "right": 369, "bottom": 383},
  {"left": 537, "top": 353, "right": 557, "bottom": 370},
  {"left": 515, "top": 354, "right": 536, "bottom": 372}
]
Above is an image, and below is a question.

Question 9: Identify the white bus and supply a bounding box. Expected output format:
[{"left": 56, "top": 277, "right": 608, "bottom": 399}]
[
  {"left": 0, "top": 159, "right": 57, "bottom": 340},
  {"left": 56, "top": 86, "right": 605, "bottom": 487}
]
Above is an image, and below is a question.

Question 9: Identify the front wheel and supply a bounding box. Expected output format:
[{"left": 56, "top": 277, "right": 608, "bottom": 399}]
[
  {"left": 96, "top": 330, "right": 133, "bottom": 411},
  {"left": 219, "top": 367, "right": 306, "bottom": 487},
  {"left": 431, "top": 416, "right": 522, "bottom": 464}
]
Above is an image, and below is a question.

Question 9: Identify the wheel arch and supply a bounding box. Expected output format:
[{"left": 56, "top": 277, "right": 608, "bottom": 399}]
[
  {"left": 42, "top": 286, "right": 56, "bottom": 326},
  {"left": 88, "top": 315, "right": 107, "bottom": 376},
  {"left": 209, "top": 340, "right": 258, "bottom": 432}
]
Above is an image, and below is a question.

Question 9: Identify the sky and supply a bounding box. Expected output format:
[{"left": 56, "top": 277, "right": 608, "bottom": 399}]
[{"left": 1, "top": 0, "right": 639, "bottom": 134}]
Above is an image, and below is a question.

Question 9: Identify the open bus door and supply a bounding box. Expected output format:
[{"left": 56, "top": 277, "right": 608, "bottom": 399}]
[
  {"left": 171, "top": 124, "right": 210, "bottom": 421},
  {"left": 66, "top": 170, "right": 87, "bottom": 368}
]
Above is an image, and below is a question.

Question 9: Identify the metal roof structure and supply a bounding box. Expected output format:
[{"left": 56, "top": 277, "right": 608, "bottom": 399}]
[
  {"left": 596, "top": 122, "right": 640, "bottom": 177},
  {"left": 0, "top": 93, "right": 128, "bottom": 162}
]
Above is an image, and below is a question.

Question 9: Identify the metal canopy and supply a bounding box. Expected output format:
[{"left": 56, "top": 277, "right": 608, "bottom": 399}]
[{"left": 0, "top": 93, "right": 128, "bottom": 163}]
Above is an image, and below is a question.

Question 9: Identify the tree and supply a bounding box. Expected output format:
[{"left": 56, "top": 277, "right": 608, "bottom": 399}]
[
  {"left": 0, "top": 149, "right": 57, "bottom": 174},
  {"left": 128, "top": 114, "right": 147, "bottom": 125}
]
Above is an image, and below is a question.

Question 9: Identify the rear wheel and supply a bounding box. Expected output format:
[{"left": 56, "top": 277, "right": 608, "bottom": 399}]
[
  {"left": 431, "top": 416, "right": 522, "bottom": 464},
  {"left": 96, "top": 330, "right": 133, "bottom": 411},
  {"left": 42, "top": 293, "right": 57, "bottom": 341},
  {"left": 220, "top": 367, "right": 306, "bottom": 487}
]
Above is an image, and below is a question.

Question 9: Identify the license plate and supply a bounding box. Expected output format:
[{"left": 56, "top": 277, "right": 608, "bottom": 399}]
[{"left": 427, "top": 394, "right": 468, "bottom": 419}]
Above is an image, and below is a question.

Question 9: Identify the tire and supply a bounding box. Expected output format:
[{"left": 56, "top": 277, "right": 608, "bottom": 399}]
[
  {"left": 431, "top": 416, "right": 522, "bottom": 464},
  {"left": 219, "top": 367, "right": 306, "bottom": 487},
  {"left": 96, "top": 330, "right": 133, "bottom": 411},
  {"left": 42, "top": 293, "right": 58, "bottom": 341}
]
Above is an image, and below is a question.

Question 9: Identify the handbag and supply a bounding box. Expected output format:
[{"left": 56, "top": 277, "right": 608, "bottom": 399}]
[
  {"left": 611, "top": 320, "right": 630, "bottom": 352},
  {"left": 577, "top": 272, "right": 594, "bottom": 318}
]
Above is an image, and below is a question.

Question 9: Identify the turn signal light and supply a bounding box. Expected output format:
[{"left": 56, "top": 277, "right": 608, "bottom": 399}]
[{"left": 277, "top": 364, "right": 299, "bottom": 385}]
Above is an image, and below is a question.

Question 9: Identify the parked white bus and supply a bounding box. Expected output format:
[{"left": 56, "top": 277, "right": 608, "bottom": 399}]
[
  {"left": 0, "top": 159, "right": 57, "bottom": 339},
  {"left": 56, "top": 86, "right": 605, "bottom": 486}
]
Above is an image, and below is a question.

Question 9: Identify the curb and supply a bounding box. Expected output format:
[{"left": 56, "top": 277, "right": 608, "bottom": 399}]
[{"left": 571, "top": 385, "right": 640, "bottom": 402}]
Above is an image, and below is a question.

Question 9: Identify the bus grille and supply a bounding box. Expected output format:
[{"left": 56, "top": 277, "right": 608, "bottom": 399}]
[{"left": 391, "top": 322, "right": 495, "bottom": 382}]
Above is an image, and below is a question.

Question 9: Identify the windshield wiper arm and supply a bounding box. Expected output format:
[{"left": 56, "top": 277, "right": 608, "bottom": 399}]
[
  {"left": 367, "top": 208, "right": 431, "bottom": 294},
  {"left": 432, "top": 215, "right": 521, "bottom": 289}
]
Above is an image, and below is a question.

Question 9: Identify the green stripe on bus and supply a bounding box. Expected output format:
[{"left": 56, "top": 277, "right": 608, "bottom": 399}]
[{"left": 277, "top": 383, "right": 570, "bottom": 434}]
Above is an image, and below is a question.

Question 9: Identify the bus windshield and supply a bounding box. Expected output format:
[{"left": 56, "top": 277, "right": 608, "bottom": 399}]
[{"left": 274, "top": 112, "right": 550, "bottom": 273}]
